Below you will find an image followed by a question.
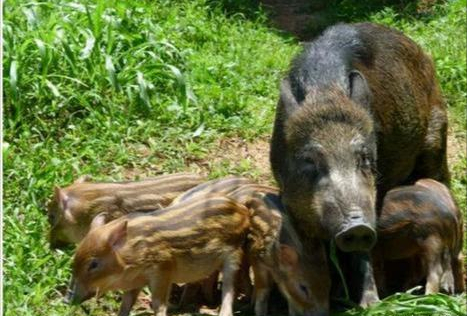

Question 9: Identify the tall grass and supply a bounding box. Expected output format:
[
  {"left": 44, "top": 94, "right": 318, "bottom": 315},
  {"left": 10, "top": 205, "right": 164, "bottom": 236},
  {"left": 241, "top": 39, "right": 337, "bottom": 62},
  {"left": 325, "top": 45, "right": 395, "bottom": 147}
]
[
  {"left": 3, "top": 0, "right": 297, "bottom": 136},
  {"left": 3, "top": 0, "right": 466, "bottom": 315},
  {"left": 3, "top": 1, "right": 296, "bottom": 315}
]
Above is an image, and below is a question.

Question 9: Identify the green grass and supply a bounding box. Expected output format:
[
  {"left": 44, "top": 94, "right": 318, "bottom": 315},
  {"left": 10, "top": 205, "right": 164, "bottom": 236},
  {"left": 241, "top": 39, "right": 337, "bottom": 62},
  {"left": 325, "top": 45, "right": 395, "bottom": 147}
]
[{"left": 3, "top": 0, "right": 466, "bottom": 315}]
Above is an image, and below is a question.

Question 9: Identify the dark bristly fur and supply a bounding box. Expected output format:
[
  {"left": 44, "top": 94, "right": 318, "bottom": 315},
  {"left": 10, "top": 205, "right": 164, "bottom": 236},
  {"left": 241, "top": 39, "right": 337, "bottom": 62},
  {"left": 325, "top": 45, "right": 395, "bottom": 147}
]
[{"left": 270, "top": 22, "right": 448, "bottom": 309}]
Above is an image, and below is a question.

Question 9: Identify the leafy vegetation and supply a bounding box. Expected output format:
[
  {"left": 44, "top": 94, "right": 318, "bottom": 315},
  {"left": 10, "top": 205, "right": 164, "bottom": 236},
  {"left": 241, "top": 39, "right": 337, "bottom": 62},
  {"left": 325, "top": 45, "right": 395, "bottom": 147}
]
[{"left": 3, "top": 0, "right": 465, "bottom": 315}]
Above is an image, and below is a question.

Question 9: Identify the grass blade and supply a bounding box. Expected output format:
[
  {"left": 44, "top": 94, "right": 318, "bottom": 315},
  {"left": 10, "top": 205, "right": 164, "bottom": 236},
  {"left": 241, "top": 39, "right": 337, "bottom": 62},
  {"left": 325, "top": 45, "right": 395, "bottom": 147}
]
[
  {"left": 45, "top": 79, "right": 61, "bottom": 98},
  {"left": 80, "top": 29, "right": 95, "bottom": 60},
  {"left": 136, "top": 71, "right": 150, "bottom": 108},
  {"left": 105, "top": 55, "right": 119, "bottom": 91},
  {"left": 9, "top": 60, "right": 18, "bottom": 101}
]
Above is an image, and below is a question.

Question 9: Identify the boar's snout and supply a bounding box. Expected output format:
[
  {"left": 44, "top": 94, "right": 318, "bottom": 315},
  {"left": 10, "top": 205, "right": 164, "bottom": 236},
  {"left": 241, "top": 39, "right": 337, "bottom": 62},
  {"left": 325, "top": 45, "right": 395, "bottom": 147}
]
[{"left": 335, "top": 217, "right": 376, "bottom": 252}]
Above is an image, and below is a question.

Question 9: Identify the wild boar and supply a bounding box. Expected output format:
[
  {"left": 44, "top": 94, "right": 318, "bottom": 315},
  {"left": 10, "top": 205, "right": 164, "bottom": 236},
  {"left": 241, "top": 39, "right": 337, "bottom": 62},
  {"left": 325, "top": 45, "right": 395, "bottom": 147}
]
[
  {"left": 47, "top": 173, "right": 204, "bottom": 249},
  {"left": 373, "top": 179, "right": 464, "bottom": 296},
  {"left": 67, "top": 195, "right": 250, "bottom": 316},
  {"left": 270, "top": 22, "right": 449, "bottom": 307}
]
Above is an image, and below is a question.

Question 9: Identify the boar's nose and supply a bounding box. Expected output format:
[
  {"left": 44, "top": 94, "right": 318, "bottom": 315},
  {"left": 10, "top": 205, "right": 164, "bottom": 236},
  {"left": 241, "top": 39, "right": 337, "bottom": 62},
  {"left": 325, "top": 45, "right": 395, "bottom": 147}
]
[{"left": 335, "top": 222, "right": 376, "bottom": 252}]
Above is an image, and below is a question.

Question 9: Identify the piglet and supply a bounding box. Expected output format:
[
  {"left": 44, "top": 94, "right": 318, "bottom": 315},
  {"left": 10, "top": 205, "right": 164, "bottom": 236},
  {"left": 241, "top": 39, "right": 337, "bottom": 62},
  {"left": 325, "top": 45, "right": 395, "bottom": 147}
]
[
  {"left": 47, "top": 173, "right": 204, "bottom": 248},
  {"left": 373, "top": 178, "right": 464, "bottom": 296},
  {"left": 229, "top": 184, "right": 329, "bottom": 316},
  {"left": 67, "top": 195, "right": 250, "bottom": 316}
]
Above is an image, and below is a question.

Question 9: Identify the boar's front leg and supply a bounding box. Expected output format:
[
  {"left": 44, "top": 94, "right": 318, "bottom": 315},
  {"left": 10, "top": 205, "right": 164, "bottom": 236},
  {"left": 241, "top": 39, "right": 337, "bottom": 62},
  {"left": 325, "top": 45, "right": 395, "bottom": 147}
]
[
  {"left": 118, "top": 288, "right": 141, "bottom": 316},
  {"left": 359, "top": 253, "right": 379, "bottom": 307},
  {"left": 347, "top": 252, "right": 379, "bottom": 307}
]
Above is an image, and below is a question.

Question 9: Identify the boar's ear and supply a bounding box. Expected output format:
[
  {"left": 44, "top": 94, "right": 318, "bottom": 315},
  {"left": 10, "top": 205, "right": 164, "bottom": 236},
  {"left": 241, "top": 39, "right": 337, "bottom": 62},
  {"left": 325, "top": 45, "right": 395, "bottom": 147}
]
[
  {"left": 74, "top": 175, "right": 92, "bottom": 184},
  {"left": 108, "top": 220, "right": 127, "bottom": 251},
  {"left": 280, "top": 78, "right": 299, "bottom": 117},
  {"left": 90, "top": 213, "right": 109, "bottom": 231},
  {"left": 279, "top": 244, "right": 299, "bottom": 269},
  {"left": 348, "top": 70, "right": 371, "bottom": 109}
]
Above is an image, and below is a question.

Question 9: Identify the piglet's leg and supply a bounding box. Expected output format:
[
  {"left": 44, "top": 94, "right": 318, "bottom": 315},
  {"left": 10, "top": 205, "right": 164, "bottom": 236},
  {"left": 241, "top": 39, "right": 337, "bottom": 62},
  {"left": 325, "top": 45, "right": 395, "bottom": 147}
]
[
  {"left": 219, "top": 250, "right": 242, "bottom": 316},
  {"left": 440, "top": 248, "right": 455, "bottom": 294},
  {"left": 178, "top": 283, "right": 201, "bottom": 309},
  {"left": 424, "top": 237, "right": 443, "bottom": 294},
  {"left": 252, "top": 262, "right": 272, "bottom": 316},
  {"left": 201, "top": 271, "right": 220, "bottom": 305},
  {"left": 149, "top": 272, "right": 173, "bottom": 316},
  {"left": 118, "top": 288, "right": 141, "bottom": 316},
  {"left": 236, "top": 255, "right": 253, "bottom": 300}
]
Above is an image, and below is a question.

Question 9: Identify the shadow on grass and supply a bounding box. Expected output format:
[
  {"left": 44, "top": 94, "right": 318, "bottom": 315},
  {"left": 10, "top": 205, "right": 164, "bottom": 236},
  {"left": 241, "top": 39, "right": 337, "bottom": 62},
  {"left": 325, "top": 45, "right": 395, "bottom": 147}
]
[{"left": 207, "top": 0, "right": 444, "bottom": 40}]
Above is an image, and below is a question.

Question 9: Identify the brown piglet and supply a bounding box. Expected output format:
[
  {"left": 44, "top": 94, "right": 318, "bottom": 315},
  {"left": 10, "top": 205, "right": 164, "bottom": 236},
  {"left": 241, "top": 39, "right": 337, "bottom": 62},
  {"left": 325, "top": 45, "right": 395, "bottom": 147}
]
[
  {"left": 170, "top": 176, "right": 255, "bottom": 309},
  {"left": 228, "top": 184, "right": 329, "bottom": 316},
  {"left": 372, "top": 179, "right": 464, "bottom": 296},
  {"left": 67, "top": 195, "right": 250, "bottom": 316},
  {"left": 47, "top": 173, "right": 204, "bottom": 248}
]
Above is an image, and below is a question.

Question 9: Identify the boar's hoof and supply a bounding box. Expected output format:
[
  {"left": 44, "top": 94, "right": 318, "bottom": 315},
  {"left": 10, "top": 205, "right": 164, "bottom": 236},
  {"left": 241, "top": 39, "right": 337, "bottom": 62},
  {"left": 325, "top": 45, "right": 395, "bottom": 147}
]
[{"left": 359, "top": 289, "right": 379, "bottom": 308}]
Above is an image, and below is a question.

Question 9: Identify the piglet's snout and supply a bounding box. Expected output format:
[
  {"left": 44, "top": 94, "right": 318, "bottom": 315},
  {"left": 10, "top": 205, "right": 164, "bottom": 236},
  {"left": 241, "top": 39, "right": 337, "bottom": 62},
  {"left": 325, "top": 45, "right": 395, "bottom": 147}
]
[
  {"left": 64, "top": 278, "right": 86, "bottom": 305},
  {"left": 64, "top": 278, "right": 75, "bottom": 305},
  {"left": 335, "top": 213, "right": 376, "bottom": 252}
]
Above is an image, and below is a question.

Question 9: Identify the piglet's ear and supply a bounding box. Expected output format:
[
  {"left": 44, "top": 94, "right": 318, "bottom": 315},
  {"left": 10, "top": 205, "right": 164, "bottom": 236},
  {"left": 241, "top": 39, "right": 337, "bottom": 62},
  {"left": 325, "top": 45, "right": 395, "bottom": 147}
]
[
  {"left": 90, "top": 213, "right": 109, "bottom": 231},
  {"left": 108, "top": 220, "right": 127, "bottom": 252},
  {"left": 54, "top": 187, "right": 69, "bottom": 210},
  {"left": 279, "top": 244, "right": 299, "bottom": 269}
]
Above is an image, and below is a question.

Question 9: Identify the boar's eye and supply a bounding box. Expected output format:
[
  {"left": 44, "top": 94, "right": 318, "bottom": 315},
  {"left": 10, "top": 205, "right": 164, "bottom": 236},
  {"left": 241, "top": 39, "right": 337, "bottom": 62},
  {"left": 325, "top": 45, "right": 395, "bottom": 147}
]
[
  {"left": 88, "top": 258, "right": 99, "bottom": 272},
  {"left": 299, "top": 284, "right": 309, "bottom": 297},
  {"left": 358, "top": 152, "right": 373, "bottom": 170}
]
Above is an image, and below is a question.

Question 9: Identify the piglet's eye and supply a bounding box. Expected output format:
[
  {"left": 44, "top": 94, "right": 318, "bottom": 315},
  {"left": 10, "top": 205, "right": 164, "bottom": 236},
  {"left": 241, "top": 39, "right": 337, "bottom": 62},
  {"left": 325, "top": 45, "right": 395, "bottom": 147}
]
[{"left": 88, "top": 259, "right": 99, "bottom": 272}]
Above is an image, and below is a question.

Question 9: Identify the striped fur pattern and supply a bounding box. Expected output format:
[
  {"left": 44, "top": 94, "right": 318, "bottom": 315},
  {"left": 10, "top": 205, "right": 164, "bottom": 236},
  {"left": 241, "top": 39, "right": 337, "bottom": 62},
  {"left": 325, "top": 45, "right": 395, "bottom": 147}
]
[
  {"left": 170, "top": 176, "right": 254, "bottom": 205},
  {"left": 227, "top": 184, "right": 329, "bottom": 316},
  {"left": 227, "top": 184, "right": 282, "bottom": 259},
  {"left": 372, "top": 179, "right": 465, "bottom": 296},
  {"left": 173, "top": 181, "right": 270, "bottom": 309},
  {"left": 69, "top": 195, "right": 250, "bottom": 316},
  {"left": 47, "top": 173, "right": 204, "bottom": 248}
]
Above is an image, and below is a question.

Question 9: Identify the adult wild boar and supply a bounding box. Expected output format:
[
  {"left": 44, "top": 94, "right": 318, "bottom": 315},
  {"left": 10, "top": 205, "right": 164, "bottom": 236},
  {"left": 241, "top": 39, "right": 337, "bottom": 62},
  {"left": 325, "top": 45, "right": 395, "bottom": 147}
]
[{"left": 270, "top": 23, "right": 449, "bottom": 308}]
